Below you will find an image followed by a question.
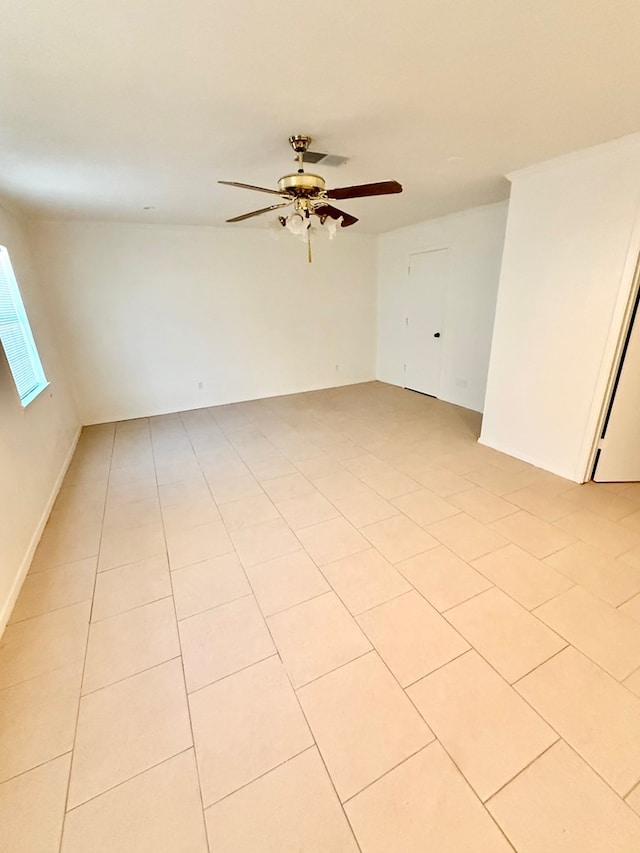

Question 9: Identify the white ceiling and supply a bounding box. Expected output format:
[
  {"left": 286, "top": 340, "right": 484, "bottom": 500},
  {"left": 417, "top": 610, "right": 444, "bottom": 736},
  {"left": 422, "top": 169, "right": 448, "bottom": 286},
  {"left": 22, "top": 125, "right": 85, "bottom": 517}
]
[{"left": 2, "top": 0, "right": 640, "bottom": 233}]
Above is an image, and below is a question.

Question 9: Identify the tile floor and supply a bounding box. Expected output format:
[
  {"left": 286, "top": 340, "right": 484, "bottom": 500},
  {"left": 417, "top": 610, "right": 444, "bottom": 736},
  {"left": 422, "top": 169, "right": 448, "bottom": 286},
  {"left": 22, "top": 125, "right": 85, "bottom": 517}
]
[{"left": 3, "top": 381, "right": 640, "bottom": 851}]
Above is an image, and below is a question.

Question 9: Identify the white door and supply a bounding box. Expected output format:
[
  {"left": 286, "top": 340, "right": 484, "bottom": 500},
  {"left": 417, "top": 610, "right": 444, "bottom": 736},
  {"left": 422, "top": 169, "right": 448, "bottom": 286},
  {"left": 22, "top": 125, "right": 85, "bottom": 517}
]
[
  {"left": 404, "top": 249, "right": 448, "bottom": 397},
  {"left": 593, "top": 289, "right": 640, "bottom": 482}
]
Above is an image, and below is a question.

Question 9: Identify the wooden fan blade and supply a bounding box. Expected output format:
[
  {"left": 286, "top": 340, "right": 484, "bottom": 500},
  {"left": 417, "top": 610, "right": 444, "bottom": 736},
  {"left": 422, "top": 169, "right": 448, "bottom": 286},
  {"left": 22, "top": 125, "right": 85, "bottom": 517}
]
[
  {"left": 219, "top": 180, "right": 285, "bottom": 197},
  {"left": 326, "top": 180, "right": 402, "bottom": 201},
  {"left": 314, "top": 204, "right": 358, "bottom": 228},
  {"left": 226, "top": 202, "right": 291, "bottom": 223}
]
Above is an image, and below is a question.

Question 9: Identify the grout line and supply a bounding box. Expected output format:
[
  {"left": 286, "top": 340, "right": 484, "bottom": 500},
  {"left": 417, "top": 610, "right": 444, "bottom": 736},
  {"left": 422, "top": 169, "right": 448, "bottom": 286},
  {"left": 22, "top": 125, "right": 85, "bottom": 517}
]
[
  {"left": 201, "top": 744, "right": 316, "bottom": 811},
  {"left": 484, "top": 738, "right": 561, "bottom": 805},
  {"left": 63, "top": 746, "right": 194, "bottom": 815},
  {"left": 154, "top": 414, "right": 211, "bottom": 853},
  {"left": 79, "top": 655, "right": 183, "bottom": 698},
  {"left": 58, "top": 422, "right": 115, "bottom": 853},
  {"left": 185, "top": 653, "right": 280, "bottom": 697},
  {"left": 293, "top": 649, "right": 375, "bottom": 691},
  {"left": 0, "top": 750, "right": 73, "bottom": 788}
]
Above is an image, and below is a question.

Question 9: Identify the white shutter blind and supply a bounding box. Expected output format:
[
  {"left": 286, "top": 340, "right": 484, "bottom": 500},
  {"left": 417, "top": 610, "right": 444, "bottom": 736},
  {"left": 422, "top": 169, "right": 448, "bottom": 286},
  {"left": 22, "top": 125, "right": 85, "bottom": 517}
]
[{"left": 0, "top": 246, "right": 48, "bottom": 406}]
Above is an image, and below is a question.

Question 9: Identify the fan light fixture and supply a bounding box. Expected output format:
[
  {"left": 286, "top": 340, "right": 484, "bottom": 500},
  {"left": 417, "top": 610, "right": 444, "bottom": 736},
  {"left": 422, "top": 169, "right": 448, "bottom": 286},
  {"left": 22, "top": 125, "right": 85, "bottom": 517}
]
[{"left": 219, "top": 135, "right": 402, "bottom": 262}]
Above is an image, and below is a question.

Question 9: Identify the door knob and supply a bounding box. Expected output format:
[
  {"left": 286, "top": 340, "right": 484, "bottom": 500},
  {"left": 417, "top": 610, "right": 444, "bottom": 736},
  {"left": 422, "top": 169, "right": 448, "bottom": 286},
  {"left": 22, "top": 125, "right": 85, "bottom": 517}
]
[{"left": 433, "top": 332, "right": 441, "bottom": 338}]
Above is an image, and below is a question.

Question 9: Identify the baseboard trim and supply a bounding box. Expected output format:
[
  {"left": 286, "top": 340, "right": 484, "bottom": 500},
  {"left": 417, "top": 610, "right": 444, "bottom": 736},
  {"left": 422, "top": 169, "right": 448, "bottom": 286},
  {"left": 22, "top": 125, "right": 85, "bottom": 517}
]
[
  {"left": 477, "top": 435, "right": 582, "bottom": 483},
  {"left": 0, "top": 426, "right": 83, "bottom": 637}
]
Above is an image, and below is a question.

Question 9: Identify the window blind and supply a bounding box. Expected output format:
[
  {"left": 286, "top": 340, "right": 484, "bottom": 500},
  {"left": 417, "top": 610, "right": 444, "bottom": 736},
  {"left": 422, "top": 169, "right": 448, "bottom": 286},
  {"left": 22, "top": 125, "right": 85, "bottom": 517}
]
[{"left": 0, "top": 246, "right": 48, "bottom": 406}]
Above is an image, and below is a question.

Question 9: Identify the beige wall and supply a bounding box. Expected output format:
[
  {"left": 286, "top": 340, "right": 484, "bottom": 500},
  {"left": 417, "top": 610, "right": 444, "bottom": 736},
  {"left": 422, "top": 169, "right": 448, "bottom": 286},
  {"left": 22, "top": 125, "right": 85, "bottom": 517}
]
[
  {"left": 30, "top": 221, "right": 378, "bottom": 425},
  {"left": 0, "top": 202, "right": 80, "bottom": 632}
]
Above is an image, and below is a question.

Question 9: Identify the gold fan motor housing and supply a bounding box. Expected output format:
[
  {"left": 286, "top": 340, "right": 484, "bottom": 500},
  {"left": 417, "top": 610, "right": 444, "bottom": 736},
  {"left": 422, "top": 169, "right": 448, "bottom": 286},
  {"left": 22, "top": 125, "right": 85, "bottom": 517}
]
[{"left": 278, "top": 173, "right": 326, "bottom": 196}]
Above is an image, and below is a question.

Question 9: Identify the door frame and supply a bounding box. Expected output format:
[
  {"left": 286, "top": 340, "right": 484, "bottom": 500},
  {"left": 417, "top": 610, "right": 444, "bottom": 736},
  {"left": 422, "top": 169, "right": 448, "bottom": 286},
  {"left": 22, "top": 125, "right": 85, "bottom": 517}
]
[
  {"left": 588, "top": 250, "right": 640, "bottom": 480},
  {"left": 404, "top": 244, "right": 451, "bottom": 397},
  {"left": 580, "top": 195, "right": 640, "bottom": 481}
]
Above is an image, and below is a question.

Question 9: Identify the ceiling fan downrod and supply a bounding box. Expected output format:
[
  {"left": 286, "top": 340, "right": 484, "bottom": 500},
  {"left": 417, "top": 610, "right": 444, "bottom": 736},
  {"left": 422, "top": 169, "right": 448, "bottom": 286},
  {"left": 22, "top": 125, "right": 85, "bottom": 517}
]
[{"left": 289, "top": 134, "right": 311, "bottom": 174}]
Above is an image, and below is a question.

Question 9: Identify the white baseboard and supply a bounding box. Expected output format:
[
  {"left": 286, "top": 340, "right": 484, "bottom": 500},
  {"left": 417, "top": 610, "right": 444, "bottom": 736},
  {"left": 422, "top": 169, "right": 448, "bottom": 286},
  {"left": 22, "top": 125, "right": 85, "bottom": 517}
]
[
  {"left": 477, "top": 435, "right": 582, "bottom": 483},
  {"left": 0, "top": 426, "right": 82, "bottom": 637}
]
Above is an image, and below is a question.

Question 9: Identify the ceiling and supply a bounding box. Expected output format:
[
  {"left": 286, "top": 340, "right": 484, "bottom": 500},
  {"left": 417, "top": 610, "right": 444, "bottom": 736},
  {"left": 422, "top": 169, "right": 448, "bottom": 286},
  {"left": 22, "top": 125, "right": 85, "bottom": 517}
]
[{"left": 2, "top": 0, "right": 640, "bottom": 233}]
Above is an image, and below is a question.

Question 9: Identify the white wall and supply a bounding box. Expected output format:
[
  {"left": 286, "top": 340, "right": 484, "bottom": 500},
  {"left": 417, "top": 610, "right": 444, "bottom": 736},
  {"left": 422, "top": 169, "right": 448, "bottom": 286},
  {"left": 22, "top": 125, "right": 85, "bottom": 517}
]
[
  {"left": 376, "top": 201, "right": 508, "bottom": 412},
  {"left": 30, "top": 221, "right": 377, "bottom": 424},
  {"left": 0, "top": 202, "right": 80, "bottom": 633},
  {"left": 481, "top": 134, "right": 640, "bottom": 482}
]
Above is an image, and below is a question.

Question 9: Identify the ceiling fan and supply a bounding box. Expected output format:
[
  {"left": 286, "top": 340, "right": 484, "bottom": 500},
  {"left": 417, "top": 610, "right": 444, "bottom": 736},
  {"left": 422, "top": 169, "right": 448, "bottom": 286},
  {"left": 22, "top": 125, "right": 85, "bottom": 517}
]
[{"left": 219, "top": 135, "right": 402, "bottom": 261}]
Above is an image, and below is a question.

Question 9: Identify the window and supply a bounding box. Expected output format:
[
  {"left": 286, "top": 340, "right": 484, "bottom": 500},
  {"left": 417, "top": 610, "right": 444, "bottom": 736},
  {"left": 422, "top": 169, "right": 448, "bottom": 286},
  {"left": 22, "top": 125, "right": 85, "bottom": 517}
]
[{"left": 0, "top": 245, "right": 48, "bottom": 406}]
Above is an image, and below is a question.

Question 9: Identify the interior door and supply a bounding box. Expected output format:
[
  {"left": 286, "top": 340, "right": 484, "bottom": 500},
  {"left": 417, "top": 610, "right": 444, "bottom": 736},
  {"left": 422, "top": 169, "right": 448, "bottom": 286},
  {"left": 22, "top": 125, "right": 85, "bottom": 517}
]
[
  {"left": 404, "top": 248, "right": 448, "bottom": 397},
  {"left": 593, "top": 284, "right": 640, "bottom": 482}
]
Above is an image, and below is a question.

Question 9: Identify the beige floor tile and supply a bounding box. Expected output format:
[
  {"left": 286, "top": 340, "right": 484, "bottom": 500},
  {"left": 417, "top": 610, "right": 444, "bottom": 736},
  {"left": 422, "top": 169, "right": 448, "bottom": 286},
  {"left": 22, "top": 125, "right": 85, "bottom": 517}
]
[
  {"left": 621, "top": 543, "right": 640, "bottom": 570},
  {"left": 363, "top": 470, "right": 422, "bottom": 499},
  {"left": 621, "top": 592, "right": 640, "bottom": 622},
  {"left": 622, "top": 509, "right": 640, "bottom": 534},
  {"left": 546, "top": 541, "right": 640, "bottom": 606},
  {"left": 91, "top": 554, "right": 172, "bottom": 622},
  {"left": 0, "top": 662, "right": 81, "bottom": 783},
  {"left": 207, "top": 473, "right": 267, "bottom": 504},
  {"left": 517, "top": 647, "right": 640, "bottom": 795},
  {"left": 165, "top": 520, "right": 233, "bottom": 570},
  {"left": 62, "top": 750, "right": 208, "bottom": 853},
  {"left": 0, "top": 602, "right": 90, "bottom": 690},
  {"left": 294, "top": 455, "right": 345, "bottom": 481},
  {"left": 230, "top": 518, "right": 301, "bottom": 567},
  {"left": 556, "top": 509, "right": 640, "bottom": 557},
  {"left": 172, "top": 552, "right": 251, "bottom": 619},
  {"left": 98, "top": 522, "right": 166, "bottom": 571},
  {"left": 561, "top": 483, "right": 639, "bottom": 521},
  {"left": 204, "top": 747, "right": 359, "bottom": 853},
  {"left": 465, "top": 464, "right": 538, "bottom": 496},
  {"left": 275, "top": 490, "right": 340, "bottom": 530},
  {"left": 297, "top": 517, "right": 369, "bottom": 566},
  {"left": 69, "top": 659, "right": 192, "bottom": 808},
  {"left": 361, "top": 515, "right": 438, "bottom": 563},
  {"left": 30, "top": 522, "right": 102, "bottom": 572},
  {"left": 245, "top": 550, "right": 330, "bottom": 616},
  {"left": 298, "top": 652, "right": 433, "bottom": 801},
  {"left": 447, "top": 587, "right": 566, "bottom": 682},
  {"left": 179, "top": 595, "right": 274, "bottom": 691},
  {"left": 534, "top": 586, "right": 640, "bottom": 679},
  {"left": 412, "top": 468, "right": 472, "bottom": 497},
  {"left": 447, "top": 485, "right": 518, "bottom": 524},
  {"left": 627, "top": 783, "right": 640, "bottom": 816},
  {"left": 357, "top": 591, "right": 469, "bottom": 686},
  {"left": 491, "top": 510, "right": 575, "bottom": 559},
  {"left": 83, "top": 598, "right": 180, "bottom": 693},
  {"left": 158, "top": 478, "right": 210, "bottom": 507},
  {"left": 9, "top": 560, "right": 96, "bottom": 623},
  {"left": 218, "top": 492, "right": 280, "bottom": 530},
  {"left": 502, "top": 484, "right": 578, "bottom": 522},
  {"left": 472, "top": 544, "right": 574, "bottom": 609},
  {"left": 103, "top": 496, "right": 162, "bottom": 533},
  {"left": 331, "top": 489, "right": 399, "bottom": 528},
  {"left": 397, "top": 546, "right": 493, "bottom": 611},
  {"left": 392, "top": 488, "right": 460, "bottom": 527},
  {"left": 106, "top": 479, "right": 158, "bottom": 507},
  {"left": 160, "top": 498, "right": 220, "bottom": 532},
  {"left": 427, "top": 512, "right": 508, "bottom": 561},
  {"left": 487, "top": 741, "right": 640, "bottom": 852},
  {"left": 0, "top": 754, "right": 71, "bottom": 853},
  {"left": 321, "top": 548, "right": 411, "bottom": 615},
  {"left": 345, "top": 742, "right": 513, "bottom": 853},
  {"left": 246, "top": 454, "right": 298, "bottom": 481},
  {"left": 261, "top": 472, "right": 316, "bottom": 502},
  {"left": 268, "top": 592, "right": 371, "bottom": 687},
  {"left": 408, "top": 651, "right": 557, "bottom": 800},
  {"left": 189, "top": 656, "right": 313, "bottom": 806},
  {"left": 314, "top": 471, "right": 368, "bottom": 500}
]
